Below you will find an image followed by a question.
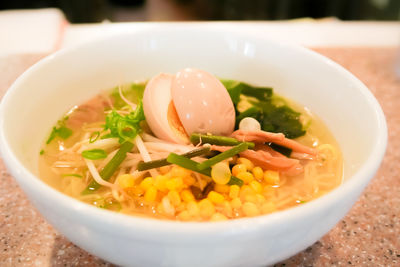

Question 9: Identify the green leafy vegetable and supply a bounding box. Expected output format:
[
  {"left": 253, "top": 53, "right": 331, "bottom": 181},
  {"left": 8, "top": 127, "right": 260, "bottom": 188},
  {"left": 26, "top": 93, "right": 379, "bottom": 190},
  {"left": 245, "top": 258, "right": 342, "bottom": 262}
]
[
  {"left": 197, "top": 143, "right": 248, "bottom": 171},
  {"left": 46, "top": 116, "right": 73, "bottom": 144},
  {"left": 104, "top": 101, "right": 145, "bottom": 143},
  {"left": 269, "top": 143, "right": 292, "bottom": 157},
  {"left": 137, "top": 146, "right": 210, "bottom": 171},
  {"left": 222, "top": 78, "right": 306, "bottom": 139},
  {"left": 221, "top": 79, "right": 273, "bottom": 103},
  {"left": 190, "top": 133, "right": 255, "bottom": 149},
  {"left": 39, "top": 149, "right": 44, "bottom": 155},
  {"left": 82, "top": 141, "right": 134, "bottom": 194},
  {"left": 257, "top": 101, "right": 305, "bottom": 139},
  {"left": 82, "top": 149, "right": 107, "bottom": 160}
]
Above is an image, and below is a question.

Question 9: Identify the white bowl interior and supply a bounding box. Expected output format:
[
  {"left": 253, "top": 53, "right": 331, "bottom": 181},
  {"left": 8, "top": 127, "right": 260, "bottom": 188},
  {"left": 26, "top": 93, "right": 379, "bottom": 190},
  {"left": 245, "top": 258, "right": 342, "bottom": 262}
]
[{"left": 0, "top": 29, "right": 387, "bottom": 267}]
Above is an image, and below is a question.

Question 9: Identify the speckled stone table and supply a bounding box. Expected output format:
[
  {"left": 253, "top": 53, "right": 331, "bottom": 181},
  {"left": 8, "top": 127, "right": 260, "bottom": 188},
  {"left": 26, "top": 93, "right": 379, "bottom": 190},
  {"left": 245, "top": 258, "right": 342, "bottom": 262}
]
[{"left": 1, "top": 48, "right": 399, "bottom": 266}]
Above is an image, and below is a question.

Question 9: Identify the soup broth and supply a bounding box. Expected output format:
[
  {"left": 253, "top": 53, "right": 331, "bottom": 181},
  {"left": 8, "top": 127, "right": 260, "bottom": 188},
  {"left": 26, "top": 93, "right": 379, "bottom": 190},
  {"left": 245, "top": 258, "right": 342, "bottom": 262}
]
[{"left": 39, "top": 72, "right": 342, "bottom": 221}]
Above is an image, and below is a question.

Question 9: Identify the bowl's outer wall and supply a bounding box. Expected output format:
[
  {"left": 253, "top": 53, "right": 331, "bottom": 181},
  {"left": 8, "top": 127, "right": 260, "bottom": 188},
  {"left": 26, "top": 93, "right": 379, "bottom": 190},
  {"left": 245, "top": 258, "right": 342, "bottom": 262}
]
[{"left": 0, "top": 29, "right": 387, "bottom": 267}]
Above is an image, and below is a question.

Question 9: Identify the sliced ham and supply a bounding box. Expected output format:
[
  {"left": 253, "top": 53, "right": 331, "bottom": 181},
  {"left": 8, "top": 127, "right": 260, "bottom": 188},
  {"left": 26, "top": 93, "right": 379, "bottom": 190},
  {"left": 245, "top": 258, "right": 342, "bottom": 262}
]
[
  {"left": 66, "top": 95, "right": 111, "bottom": 128},
  {"left": 231, "top": 130, "right": 317, "bottom": 156},
  {"left": 209, "top": 145, "right": 302, "bottom": 175}
]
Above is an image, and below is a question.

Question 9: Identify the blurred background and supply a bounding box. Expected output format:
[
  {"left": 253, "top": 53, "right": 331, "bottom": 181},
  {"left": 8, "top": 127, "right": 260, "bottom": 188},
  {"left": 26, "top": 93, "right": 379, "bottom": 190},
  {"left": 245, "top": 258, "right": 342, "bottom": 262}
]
[{"left": 0, "top": 0, "right": 399, "bottom": 23}]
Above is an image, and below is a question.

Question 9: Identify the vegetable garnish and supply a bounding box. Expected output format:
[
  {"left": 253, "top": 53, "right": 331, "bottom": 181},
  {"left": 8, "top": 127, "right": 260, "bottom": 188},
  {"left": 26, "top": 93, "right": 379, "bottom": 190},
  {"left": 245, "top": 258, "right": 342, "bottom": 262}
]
[
  {"left": 137, "top": 146, "right": 210, "bottom": 171},
  {"left": 39, "top": 149, "right": 44, "bottom": 155},
  {"left": 167, "top": 153, "right": 211, "bottom": 177},
  {"left": 61, "top": 173, "right": 83, "bottom": 178},
  {"left": 269, "top": 143, "right": 292, "bottom": 157},
  {"left": 190, "top": 133, "right": 255, "bottom": 149},
  {"left": 227, "top": 176, "right": 244, "bottom": 187},
  {"left": 197, "top": 143, "right": 248, "bottom": 171},
  {"left": 82, "top": 149, "right": 108, "bottom": 160},
  {"left": 89, "top": 131, "right": 101, "bottom": 143},
  {"left": 166, "top": 153, "right": 244, "bottom": 187},
  {"left": 82, "top": 141, "right": 134, "bottom": 194},
  {"left": 222, "top": 79, "right": 306, "bottom": 139},
  {"left": 221, "top": 79, "right": 273, "bottom": 103},
  {"left": 46, "top": 116, "right": 73, "bottom": 144},
  {"left": 110, "top": 82, "right": 146, "bottom": 109},
  {"left": 103, "top": 100, "right": 145, "bottom": 143}
]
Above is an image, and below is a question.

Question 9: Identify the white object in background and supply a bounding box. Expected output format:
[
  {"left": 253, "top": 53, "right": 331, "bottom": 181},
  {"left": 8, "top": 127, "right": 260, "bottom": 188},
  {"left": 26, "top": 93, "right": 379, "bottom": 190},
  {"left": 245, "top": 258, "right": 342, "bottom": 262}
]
[{"left": 0, "top": 8, "right": 67, "bottom": 57}]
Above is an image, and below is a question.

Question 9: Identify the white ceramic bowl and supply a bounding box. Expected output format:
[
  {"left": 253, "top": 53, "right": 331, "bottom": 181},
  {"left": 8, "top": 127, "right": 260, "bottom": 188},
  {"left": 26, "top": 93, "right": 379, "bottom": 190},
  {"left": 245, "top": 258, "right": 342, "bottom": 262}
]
[{"left": 0, "top": 28, "right": 387, "bottom": 267}]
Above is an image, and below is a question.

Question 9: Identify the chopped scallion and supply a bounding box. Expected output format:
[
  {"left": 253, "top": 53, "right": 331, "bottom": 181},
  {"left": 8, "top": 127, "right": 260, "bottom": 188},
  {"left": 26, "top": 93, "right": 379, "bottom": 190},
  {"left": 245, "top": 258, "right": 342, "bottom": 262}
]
[
  {"left": 197, "top": 143, "right": 248, "bottom": 170},
  {"left": 82, "top": 141, "right": 134, "bottom": 194},
  {"left": 82, "top": 149, "right": 107, "bottom": 160},
  {"left": 190, "top": 133, "right": 254, "bottom": 149},
  {"left": 137, "top": 146, "right": 210, "bottom": 171}
]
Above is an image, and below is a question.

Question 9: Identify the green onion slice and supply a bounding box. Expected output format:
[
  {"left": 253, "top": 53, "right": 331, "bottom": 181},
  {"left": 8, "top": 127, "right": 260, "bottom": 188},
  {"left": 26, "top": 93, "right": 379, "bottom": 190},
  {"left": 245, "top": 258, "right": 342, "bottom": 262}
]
[
  {"left": 190, "top": 133, "right": 254, "bottom": 149},
  {"left": 82, "top": 149, "right": 107, "bottom": 160},
  {"left": 82, "top": 141, "right": 134, "bottom": 194},
  {"left": 197, "top": 143, "right": 248, "bottom": 171},
  {"left": 137, "top": 146, "right": 210, "bottom": 171}
]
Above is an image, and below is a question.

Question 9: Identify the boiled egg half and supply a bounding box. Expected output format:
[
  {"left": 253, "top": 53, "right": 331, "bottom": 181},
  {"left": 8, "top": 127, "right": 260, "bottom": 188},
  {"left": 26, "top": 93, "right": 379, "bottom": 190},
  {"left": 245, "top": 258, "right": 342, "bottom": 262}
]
[{"left": 143, "top": 68, "right": 236, "bottom": 144}]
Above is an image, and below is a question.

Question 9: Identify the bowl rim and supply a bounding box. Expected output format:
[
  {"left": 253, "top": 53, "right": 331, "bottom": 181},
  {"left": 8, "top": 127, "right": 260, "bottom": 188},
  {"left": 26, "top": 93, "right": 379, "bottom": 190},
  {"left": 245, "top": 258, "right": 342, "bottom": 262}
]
[{"left": 0, "top": 27, "right": 387, "bottom": 240}]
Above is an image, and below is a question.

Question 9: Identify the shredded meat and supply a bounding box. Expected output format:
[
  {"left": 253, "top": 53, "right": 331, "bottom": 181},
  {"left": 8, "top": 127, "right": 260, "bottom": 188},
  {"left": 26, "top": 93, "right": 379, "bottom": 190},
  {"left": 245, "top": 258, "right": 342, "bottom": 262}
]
[
  {"left": 231, "top": 129, "right": 317, "bottom": 156},
  {"left": 210, "top": 144, "right": 303, "bottom": 175},
  {"left": 66, "top": 95, "right": 111, "bottom": 128}
]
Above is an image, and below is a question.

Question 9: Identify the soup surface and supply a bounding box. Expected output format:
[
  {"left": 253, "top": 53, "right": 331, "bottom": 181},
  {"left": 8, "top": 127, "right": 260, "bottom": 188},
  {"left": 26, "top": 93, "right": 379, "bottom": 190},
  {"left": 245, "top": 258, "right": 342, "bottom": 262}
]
[{"left": 39, "top": 69, "right": 342, "bottom": 221}]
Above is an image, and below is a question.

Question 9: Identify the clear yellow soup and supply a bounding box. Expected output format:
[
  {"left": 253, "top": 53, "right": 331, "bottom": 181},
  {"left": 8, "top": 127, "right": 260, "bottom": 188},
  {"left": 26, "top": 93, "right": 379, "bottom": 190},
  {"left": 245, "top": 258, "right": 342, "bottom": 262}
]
[{"left": 39, "top": 84, "right": 343, "bottom": 222}]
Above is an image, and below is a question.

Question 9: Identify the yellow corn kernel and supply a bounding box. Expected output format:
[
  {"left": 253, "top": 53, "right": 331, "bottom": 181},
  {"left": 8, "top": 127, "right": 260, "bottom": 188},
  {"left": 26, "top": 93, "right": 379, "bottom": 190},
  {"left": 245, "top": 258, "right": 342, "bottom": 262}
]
[
  {"left": 252, "top": 167, "right": 264, "bottom": 181},
  {"left": 249, "top": 180, "right": 262, "bottom": 194},
  {"left": 229, "top": 185, "right": 240, "bottom": 199},
  {"left": 264, "top": 170, "right": 280, "bottom": 185},
  {"left": 168, "top": 190, "right": 181, "bottom": 206},
  {"left": 237, "top": 157, "right": 254, "bottom": 171},
  {"left": 177, "top": 210, "right": 191, "bottom": 221},
  {"left": 186, "top": 201, "right": 200, "bottom": 217},
  {"left": 166, "top": 177, "right": 183, "bottom": 191},
  {"left": 181, "top": 189, "right": 195, "bottom": 202},
  {"left": 156, "top": 203, "right": 164, "bottom": 214},
  {"left": 242, "top": 202, "right": 260, "bottom": 217},
  {"left": 140, "top": 177, "right": 154, "bottom": 191},
  {"left": 176, "top": 202, "right": 186, "bottom": 212},
  {"left": 144, "top": 186, "right": 158, "bottom": 202},
  {"left": 261, "top": 202, "right": 277, "bottom": 214},
  {"left": 239, "top": 185, "right": 256, "bottom": 202},
  {"left": 245, "top": 194, "right": 257, "bottom": 204},
  {"left": 198, "top": 199, "right": 215, "bottom": 219},
  {"left": 170, "top": 166, "right": 191, "bottom": 177},
  {"left": 208, "top": 191, "right": 225, "bottom": 204},
  {"left": 232, "top": 164, "right": 247, "bottom": 176},
  {"left": 231, "top": 197, "right": 242, "bottom": 209},
  {"left": 183, "top": 175, "right": 196, "bottom": 186},
  {"left": 159, "top": 165, "right": 171, "bottom": 175},
  {"left": 220, "top": 200, "right": 233, "bottom": 218},
  {"left": 117, "top": 174, "right": 135, "bottom": 189},
  {"left": 132, "top": 185, "right": 144, "bottom": 196},
  {"left": 210, "top": 213, "right": 228, "bottom": 221},
  {"left": 256, "top": 194, "right": 266, "bottom": 204},
  {"left": 236, "top": 171, "right": 254, "bottom": 184},
  {"left": 154, "top": 175, "right": 169, "bottom": 192},
  {"left": 214, "top": 184, "right": 230, "bottom": 194}
]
